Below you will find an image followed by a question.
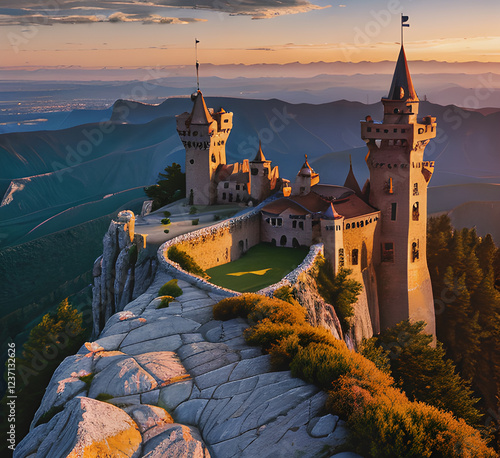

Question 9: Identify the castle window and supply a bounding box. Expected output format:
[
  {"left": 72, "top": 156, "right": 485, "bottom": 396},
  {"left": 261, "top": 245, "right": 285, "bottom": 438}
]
[
  {"left": 190, "top": 159, "right": 195, "bottom": 164},
  {"left": 224, "top": 119, "right": 229, "bottom": 123},
  {"left": 299, "top": 221, "right": 304, "bottom": 230},
  {"left": 391, "top": 203, "right": 397, "bottom": 221},
  {"left": 251, "top": 168, "right": 258, "bottom": 176},
  {"left": 382, "top": 242, "right": 394, "bottom": 262},
  {"left": 346, "top": 223, "right": 350, "bottom": 229},
  {"left": 193, "top": 131, "right": 198, "bottom": 136},
  {"left": 222, "top": 192, "right": 226, "bottom": 200},
  {"left": 360, "top": 221, "right": 364, "bottom": 227},
  {"left": 280, "top": 235, "right": 287, "bottom": 246},
  {"left": 413, "top": 183, "right": 419, "bottom": 196},
  {"left": 224, "top": 182, "right": 229, "bottom": 189},
  {"left": 412, "top": 241, "right": 420, "bottom": 262},
  {"left": 367, "top": 127, "right": 372, "bottom": 132},
  {"left": 270, "top": 218, "right": 283, "bottom": 227},
  {"left": 413, "top": 202, "right": 420, "bottom": 221},
  {"left": 293, "top": 220, "right": 297, "bottom": 229},
  {"left": 339, "top": 248, "right": 345, "bottom": 267},
  {"left": 211, "top": 154, "right": 216, "bottom": 163},
  {"left": 352, "top": 249, "right": 359, "bottom": 266},
  {"left": 401, "top": 129, "right": 406, "bottom": 133},
  {"left": 393, "top": 128, "right": 398, "bottom": 133},
  {"left": 236, "top": 184, "right": 240, "bottom": 190}
]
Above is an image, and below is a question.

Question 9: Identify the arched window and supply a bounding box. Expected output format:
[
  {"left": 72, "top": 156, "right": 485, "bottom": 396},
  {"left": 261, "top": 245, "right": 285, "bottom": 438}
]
[
  {"left": 352, "top": 249, "right": 359, "bottom": 266},
  {"left": 280, "top": 235, "right": 287, "bottom": 246},
  {"left": 346, "top": 223, "right": 350, "bottom": 229}
]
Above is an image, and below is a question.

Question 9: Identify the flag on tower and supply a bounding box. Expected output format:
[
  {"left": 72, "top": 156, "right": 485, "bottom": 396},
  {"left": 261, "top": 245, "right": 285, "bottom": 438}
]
[
  {"left": 402, "top": 15, "right": 410, "bottom": 27},
  {"left": 195, "top": 39, "right": 200, "bottom": 44}
]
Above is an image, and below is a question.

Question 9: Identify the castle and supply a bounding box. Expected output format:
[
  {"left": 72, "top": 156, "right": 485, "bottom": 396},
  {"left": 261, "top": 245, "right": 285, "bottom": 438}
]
[{"left": 176, "top": 45, "right": 437, "bottom": 338}]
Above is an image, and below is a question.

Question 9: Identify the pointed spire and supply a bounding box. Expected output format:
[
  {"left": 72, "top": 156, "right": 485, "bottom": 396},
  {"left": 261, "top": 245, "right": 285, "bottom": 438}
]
[
  {"left": 187, "top": 90, "right": 214, "bottom": 125},
  {"left": 387, "top": 46, "right": 418, "bottom": 101},
  {"left": 298, "top": 154, "right": 315, "bottom": 177},
  {"left": 344, "top": 155, "right": 363, "bottom": 197},
  {"left": 251, "top": 140, "right": 268, "bottom": 162}
]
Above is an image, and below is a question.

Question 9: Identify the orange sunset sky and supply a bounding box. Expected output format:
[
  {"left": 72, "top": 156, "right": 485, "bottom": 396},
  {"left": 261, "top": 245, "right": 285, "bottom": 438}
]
[{"left": 0, "top": 1, "right": 499, "bottom": 68}]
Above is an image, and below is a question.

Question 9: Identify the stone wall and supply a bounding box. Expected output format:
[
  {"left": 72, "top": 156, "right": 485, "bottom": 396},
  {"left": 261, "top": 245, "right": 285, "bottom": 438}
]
[{"left": 159, "top": 209, "right": 261, "bottom": 272}]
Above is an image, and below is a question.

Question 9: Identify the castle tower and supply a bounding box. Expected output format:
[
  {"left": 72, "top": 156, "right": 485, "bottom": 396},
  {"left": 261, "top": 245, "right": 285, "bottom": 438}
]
[
  {"left": 176, "top": 91, "right": 233, "bottom": 205},
  {"left": 249, "top": 142, "right": 272, "bottom": 201},
  {"left": 292, "top": 155, "right": 319, "bottom": 196},
  {"left": 361, "top": 45, "right": 437, "bottom": 337}
]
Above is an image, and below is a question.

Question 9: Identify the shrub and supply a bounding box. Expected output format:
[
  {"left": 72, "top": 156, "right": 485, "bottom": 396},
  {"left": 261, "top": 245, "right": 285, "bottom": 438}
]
[
  {"left": 167, "top": 246, "right": 206, "bottom": 277},
  {"left": 158, "top": 279, "right": 183, "bottom": 297},
  {"left": 328, "top": 376, "right": 495, "bottom": 458},
  {"left": 163, "top": 211, "right": 171, "bottom": 218},
  {"left": 161, "top": 218, "right": 171, "bottom": 225},
  {"left": 213, "top": 294, "right": 263, "bottom": 321},
  {"left": 244, "top": 320, "right": 297, "bottom": 351},
  {"left": 359, "top": 337, "right": 391, "bottom": 374},
  {"left": 247, "top": 296, "right": 307, "bottom": 326},
  {"left": 189, "top": 206, "right": 197, "bottom": 215},
  {"left": 164, "top": 229, "right": 170, "bottom": 234},
  {"left": 192, "top": 218, "right": 199, "bottom": 226},
  {"left": 157, "top": 296, "right": 174, "bottom": 309},
  {"left": 273, "top": 286, "right": 299, "bottom": 306}
]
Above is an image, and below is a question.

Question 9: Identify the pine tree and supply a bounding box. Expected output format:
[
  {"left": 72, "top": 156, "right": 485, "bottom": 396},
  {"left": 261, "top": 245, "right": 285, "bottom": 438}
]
[
  {"left": 144, "top": 162, "right": 186, "bottom": 210},
  {"left": 374, "top": 320, "right": 482, "bottom": 427}
]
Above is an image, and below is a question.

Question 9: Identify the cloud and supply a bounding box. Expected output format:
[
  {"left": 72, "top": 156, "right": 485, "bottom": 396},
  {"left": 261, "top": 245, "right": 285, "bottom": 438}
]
[{"left": 0, "top": 1, "right": 329, "bottom": 25}]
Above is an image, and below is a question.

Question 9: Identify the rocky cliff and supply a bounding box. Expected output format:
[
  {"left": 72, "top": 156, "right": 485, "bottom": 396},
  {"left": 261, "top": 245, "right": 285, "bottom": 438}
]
[
  {"left": 15, "top": 212, "right": 367, "bottom": 457},
  {"left": 91, "top": 210, "right": 157, "bottom": 338}
]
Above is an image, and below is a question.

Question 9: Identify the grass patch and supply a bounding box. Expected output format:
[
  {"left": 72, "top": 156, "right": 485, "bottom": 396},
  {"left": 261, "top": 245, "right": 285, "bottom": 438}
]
[{"left": 206, "top": 244, "right": 309, "bottom": 292}]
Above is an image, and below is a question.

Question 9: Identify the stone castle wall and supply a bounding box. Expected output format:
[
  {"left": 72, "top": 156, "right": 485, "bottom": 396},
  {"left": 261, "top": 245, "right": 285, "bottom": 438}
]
[{"left": 164, "top": 211, "right": 261, "bottom": 271}]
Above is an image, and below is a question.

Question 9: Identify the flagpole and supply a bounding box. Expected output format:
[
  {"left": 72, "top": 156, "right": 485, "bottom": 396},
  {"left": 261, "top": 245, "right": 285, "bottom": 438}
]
[
  {"left": 401, "top": 13, "right": 403, "bottom": 46},
  {"left": 195, "top": 38, "right": 200, "bottom": 91}
]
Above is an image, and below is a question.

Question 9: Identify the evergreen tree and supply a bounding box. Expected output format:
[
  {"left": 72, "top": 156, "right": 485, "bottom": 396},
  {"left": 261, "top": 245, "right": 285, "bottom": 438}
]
[
  {"left": 315, "top": 261, "right": 362, "bottom": 333},
  {"left": 0, "top": 299, "right": 87, "bottom": 454},
  {"left": 373, "top": 320, "right": 482, "bottom": 427},
  {"left": 144, "top": 163, "right": 186, "bottom": 210}
]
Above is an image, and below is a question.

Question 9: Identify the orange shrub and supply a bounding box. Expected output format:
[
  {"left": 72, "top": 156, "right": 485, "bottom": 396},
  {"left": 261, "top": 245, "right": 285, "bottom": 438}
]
[{"left": 212, "top": 294, "right": 262, "bottom": 320}]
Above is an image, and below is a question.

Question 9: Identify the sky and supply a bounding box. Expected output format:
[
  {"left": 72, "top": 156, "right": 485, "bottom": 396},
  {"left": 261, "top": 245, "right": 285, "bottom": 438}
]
[{"left": 0, "top": 0, "right": 499, "bottom": 69}]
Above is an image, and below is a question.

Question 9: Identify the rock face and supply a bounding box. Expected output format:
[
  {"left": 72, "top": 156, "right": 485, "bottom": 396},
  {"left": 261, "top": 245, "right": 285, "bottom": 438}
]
[
  {"left": 17, "top": 265, "right": 359, "bottom": 457},
  {"left": 92, "top": 210, "right": 157, "bottom": 337},
  {"left": 15, "top": 397, "right": 143, "bottom": 458}
]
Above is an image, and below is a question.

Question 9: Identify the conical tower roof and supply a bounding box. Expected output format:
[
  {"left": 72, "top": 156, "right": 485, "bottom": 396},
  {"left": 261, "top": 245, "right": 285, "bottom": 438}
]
[
  {"left": 297, "top": 154, "right": 317, "bottom": 177},
  {"left": 343, "top": 155, "right": 363, "bottom": 197},
  {"left": 188, "top": 90, "right": 214, "bottom": 125},
  {"left": 251, "top": 141, "right": 269, "bottom": 162},
  {"left": 387, "top": 46, "right": 418, "bottom": 101}
]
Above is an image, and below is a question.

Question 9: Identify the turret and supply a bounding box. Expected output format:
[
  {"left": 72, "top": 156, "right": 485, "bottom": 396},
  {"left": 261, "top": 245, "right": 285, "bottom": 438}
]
[
  {"left": 292, "top": 155, "right": 319, "bottom": 196},
  {"left": 176, "top": 91, "right": 233, "bottom": 206}
]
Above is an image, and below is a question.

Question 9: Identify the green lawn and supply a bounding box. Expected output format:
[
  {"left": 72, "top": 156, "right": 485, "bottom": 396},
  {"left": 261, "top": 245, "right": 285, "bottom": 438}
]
[{"left": 206, "top": 243, "right": 309, "bottom": 292}]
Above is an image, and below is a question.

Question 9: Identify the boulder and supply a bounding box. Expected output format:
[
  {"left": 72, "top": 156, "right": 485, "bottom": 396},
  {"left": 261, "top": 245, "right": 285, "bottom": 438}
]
[
  {"left": 15, "top": 397, "right": 142, "bottom": 458},
  {"left": 141, "top": 423, "right": 210, "bottom": 458}
]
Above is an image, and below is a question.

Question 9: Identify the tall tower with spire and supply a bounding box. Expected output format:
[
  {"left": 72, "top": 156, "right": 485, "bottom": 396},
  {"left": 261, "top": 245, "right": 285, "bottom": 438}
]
[
  {"left": 176, "top": 91, "right": 233, "bottom": 206},
  {"left": 361, "top": 45, "right": 437, "bottom": 337}
]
